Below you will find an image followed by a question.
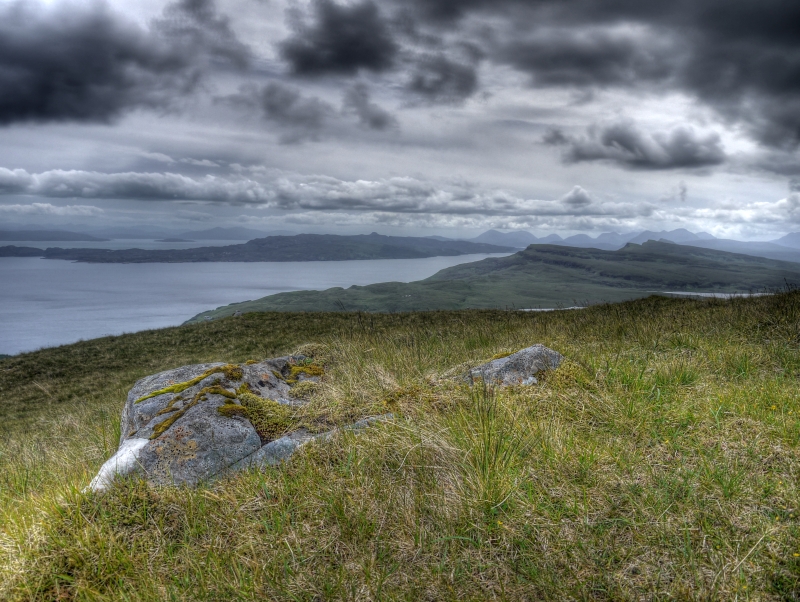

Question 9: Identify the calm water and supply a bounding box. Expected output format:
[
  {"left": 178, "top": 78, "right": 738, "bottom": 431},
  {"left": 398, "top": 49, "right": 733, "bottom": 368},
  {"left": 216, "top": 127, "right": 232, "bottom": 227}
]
[{"left": 0, "top": 254, "right": 510, "bottom": 355}]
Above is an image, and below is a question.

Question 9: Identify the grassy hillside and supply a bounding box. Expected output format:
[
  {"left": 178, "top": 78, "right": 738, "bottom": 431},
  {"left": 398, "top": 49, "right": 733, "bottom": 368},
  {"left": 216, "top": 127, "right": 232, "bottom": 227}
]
[
  {"left": 189, "top": 241, "right": 800, "bottom": 321},
  {"left": 2, "top": 293, "right": 800, "bottom": 599}
]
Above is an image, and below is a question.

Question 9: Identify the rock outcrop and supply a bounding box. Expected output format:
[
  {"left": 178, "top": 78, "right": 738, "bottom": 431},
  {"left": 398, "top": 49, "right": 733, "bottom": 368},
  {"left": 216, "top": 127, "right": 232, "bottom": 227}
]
[
  {"left": 468, "top": 344, "right": 564, "bottom": 385},
  {"left": 89, "top": 343, "right": 562, "bottom": 492},
  {"left": 90, "top": 355, "right": 326, "bottom": 491}
]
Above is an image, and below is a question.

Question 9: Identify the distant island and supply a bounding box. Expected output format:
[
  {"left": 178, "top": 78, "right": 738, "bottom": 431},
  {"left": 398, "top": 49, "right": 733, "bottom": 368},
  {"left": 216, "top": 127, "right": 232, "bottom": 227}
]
[
  {"left": 0, "top": 229, "right": 109, "bottom": 242},
  {"left": 187, "top": 241, "right": 800, "bottom": 321},
  {"left": 0, "top": 233, "right": 513, "bottom": 263}
]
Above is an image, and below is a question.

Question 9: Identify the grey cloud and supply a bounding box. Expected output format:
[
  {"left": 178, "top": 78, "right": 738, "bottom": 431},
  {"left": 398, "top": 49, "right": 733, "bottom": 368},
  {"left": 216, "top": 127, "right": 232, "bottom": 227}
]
[
  {"left": 391, "top": 0, "right": 800, "bottom": 149},
  {"left": 155, "top": 0, "right": 251, "bottom": 69},
  {"left": 271, "top": 175, "right": 645, "bottom": 218},
  {"left": 0, "top": 202, "right": 104, "bottom": 216},
  {"left": 501, "top": 25, "right": 677, "bottom": 88},
  {"left": 0, "top": 0, "right": 250, "bottom": 125},
  {"left": 560, "top": 186, "right": 592, "bottom": 208},
  {"left": 0, "top": 167, "right": 272, "bottom": 204},
  {"left": 408, "top": 55, "right": 478, "bottom": 103},
  {"left": 225, "top": 83, "right": 335, "bottom": 142},
  {"left": 791, "top": 179, "right": 800, "bottom": 193},
  {"left": 542, "top": 128, "right": 570, "bottom": 146},
  {"left": 280, "top": 0, "right": 397, "bottom": 76},
  {"left": 343, "top": 84, "right": 397, "bottom": 130},
  {"left": 0, "top": 166, "right": 663, "bottom": 226},
  {"left": 561, "top": 120, "right": 726, "bottom": 170}
]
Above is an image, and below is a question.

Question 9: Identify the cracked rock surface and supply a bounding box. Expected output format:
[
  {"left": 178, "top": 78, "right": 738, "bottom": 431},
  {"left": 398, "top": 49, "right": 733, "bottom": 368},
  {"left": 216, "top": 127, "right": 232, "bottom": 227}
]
[{"left": 90, "top": 356, "right": 319, "bottom": 491}]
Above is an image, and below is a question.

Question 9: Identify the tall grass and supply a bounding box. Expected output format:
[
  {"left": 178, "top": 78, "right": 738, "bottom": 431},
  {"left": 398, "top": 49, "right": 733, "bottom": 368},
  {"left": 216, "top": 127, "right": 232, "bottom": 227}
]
[{"left": 1, "top": 292, "right": 800, "bottom": 599}]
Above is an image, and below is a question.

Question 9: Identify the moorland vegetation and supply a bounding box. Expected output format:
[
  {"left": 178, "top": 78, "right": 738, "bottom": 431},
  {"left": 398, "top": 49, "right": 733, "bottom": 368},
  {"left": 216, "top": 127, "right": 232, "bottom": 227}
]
[{"left": 1, "top": 292, "right": 800, "bottom": 599}]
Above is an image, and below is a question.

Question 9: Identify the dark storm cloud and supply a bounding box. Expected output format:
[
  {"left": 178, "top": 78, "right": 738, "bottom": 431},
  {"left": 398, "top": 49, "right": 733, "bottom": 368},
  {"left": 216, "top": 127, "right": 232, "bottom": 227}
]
[
  {"left": 342, "top": 85, "right": 397, "bottom": 130},
  {"left": 155, "top": 0, "right": 252, "bottom": 69},
  {"left": 0, "top": 0, "right": 250, "bottom": 125},
  {"left": 549, "top": 120, "right": 726, "bottom": 170},
  {"left": 224, "top": 82, "right": 335, "bottom": 142},
  {"left": 280, "top": 0, "right": 397, "bottom": 76},
  {"left": 372, "top": 0, "right": 800, "bottom": 150},
  {"left": 501, "top": 25, "right": 677, "bottom": 88},
  {"left": 408, "top": 55, "right": 478, "bottom": 103}
]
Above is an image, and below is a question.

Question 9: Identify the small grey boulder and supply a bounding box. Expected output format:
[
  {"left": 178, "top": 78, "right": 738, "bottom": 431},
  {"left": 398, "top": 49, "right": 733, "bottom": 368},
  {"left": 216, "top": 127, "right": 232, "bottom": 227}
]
[{"left": 469, "top": 344, "right": 563, "bottom": 386}]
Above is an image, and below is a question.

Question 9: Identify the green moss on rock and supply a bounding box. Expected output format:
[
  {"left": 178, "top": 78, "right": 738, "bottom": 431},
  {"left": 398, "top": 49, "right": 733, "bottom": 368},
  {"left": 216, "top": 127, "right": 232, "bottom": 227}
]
[
  {"left": 217, "top": 403, "right": 248, "bottom": 418},
  {"left": 286, "top": 363, "right": 324, "bottom": 385},
  {"left": 237, "top": 393, "right": 294, "bottom": 441},
  {"left": 135, "top": 364, "right": 243, "bottom": 404}
]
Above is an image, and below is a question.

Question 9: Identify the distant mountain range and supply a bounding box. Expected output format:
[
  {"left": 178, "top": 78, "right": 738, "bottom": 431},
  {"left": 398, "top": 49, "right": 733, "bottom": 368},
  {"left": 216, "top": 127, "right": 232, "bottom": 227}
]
[
  {"left": 175, "top": 227, "right": 295, "bottom": 240},
  {"left": 465, "top": 228, "right": 800, "bottom": 263},
  {"left": 187, "top": 241, "right": 800, "bottom": 319},
  {"left": 773, "top": 232, "right": 800, "bottom": 249},
  {"left": 468, "top": 228, "right": 716, "bottom": 250},
  {"left": 0, "top": 233, "right": 513, "bottom": 263},
  {"left": 5, "top": 223, "right": 800, "bottom": 265}
]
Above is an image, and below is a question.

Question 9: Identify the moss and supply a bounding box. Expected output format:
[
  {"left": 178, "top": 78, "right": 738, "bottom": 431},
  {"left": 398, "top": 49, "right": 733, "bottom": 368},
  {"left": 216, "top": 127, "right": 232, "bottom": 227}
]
[
  {"left": 288, "top": 381, "right": 319, "bottom": 399},
  {"left": 150, "top": 412, "right": 183, "bottom": 439},
  {"left": 217, "top": 403, "right": 248, "bottom": 418},
  {"left": 286, "top": 363, "right": 324, "bottom": 385},
  {"left": 539, "top": 358, "right": 592, "bottom": 389},
  {"left": 237, "top": 394, "right": 294, "bottom": 441},
  {"left": 271, "top": 370, "right": 283, "bottom": 381},
  {"left": 221, "top": 364, "right": 244, "bottom": 380},
  {"left": 155, "top": 396, "right": 183, "bottom": 416},
  {"left": 135, "top": 364, "right": 243, "bottom": 403},
  {"left": 148, "top": 385, "right": 235, "bottom": 439},
  {"left": 490, "top": 350, "right": 516, "bottom": 361},
  {"left": 245, "top": 360, "right": 259, "bottom": 365},
  {"left": 203, "top": 385, "right": 236, "bottom": 399}
]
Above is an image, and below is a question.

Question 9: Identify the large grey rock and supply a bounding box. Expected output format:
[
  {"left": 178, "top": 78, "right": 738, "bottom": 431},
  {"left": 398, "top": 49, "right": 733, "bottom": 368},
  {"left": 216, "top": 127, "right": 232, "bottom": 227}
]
[
  {"left": 89, "top": 354, "right": 390, "bottom": 492},
  {"left": 469, "top": 344, "right": 564, "bottom": 386},
  {"left": 91, "top": 356, "right": 309, "bottom": 491}
]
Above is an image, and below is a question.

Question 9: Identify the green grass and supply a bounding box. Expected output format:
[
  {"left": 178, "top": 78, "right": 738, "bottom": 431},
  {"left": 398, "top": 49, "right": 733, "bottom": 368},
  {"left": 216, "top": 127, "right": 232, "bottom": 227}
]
[
  {"left": 188, "top": 241, "right": 800, "bottom": 320},
  {"left": 2, "top": 292, "right": 800, "bottom": 599}
]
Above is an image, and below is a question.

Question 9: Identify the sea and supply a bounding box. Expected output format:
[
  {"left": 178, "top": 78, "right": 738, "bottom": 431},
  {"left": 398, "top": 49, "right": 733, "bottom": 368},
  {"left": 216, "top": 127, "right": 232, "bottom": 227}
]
[{"left": 0, "top": 241, "right": 512, "bottom": 355}]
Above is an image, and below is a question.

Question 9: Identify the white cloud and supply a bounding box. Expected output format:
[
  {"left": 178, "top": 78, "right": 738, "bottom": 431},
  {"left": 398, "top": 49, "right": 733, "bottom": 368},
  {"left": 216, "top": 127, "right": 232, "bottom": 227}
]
[{"left": 0, "top": 202, "right": 104, "bottom": 216}]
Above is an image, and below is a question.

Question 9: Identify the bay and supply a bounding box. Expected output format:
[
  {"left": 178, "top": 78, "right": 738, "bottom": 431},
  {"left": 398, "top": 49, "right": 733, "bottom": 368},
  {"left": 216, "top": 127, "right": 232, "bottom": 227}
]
[{"left": 0, "top": 253, "right": 510, "bottom": 355}]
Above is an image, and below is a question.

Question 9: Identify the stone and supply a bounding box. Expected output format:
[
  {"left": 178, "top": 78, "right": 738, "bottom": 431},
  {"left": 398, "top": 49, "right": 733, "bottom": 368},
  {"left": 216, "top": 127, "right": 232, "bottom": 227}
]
[
  {"left": 469, "top": 344, "right": 564, "bottom": 386},
  {"left": 89, "top": 353, "right": 393, "bottom": 492},
  {"left": 92, "top": 356, "right": 307, "bottom": 491}
]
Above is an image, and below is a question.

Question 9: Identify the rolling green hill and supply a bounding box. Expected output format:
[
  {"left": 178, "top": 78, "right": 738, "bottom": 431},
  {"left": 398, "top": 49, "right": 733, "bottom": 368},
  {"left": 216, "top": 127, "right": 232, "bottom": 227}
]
[{"left": 188, "top": 241, "right": 800, "bottom": 321}]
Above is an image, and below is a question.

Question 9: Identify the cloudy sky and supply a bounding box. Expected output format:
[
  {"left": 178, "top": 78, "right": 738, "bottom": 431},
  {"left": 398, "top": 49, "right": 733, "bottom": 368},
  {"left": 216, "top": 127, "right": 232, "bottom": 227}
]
[{"left": 0, "top": 0, "right": 798, "bottom": 239}]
